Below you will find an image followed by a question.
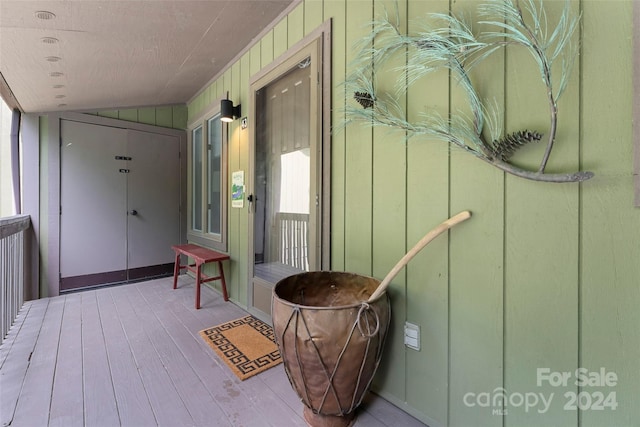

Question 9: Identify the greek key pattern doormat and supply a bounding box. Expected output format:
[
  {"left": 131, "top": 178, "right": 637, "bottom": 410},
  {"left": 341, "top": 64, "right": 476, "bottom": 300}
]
[{"left": 199, "top": 315, "right": 281, "bottom": 380}]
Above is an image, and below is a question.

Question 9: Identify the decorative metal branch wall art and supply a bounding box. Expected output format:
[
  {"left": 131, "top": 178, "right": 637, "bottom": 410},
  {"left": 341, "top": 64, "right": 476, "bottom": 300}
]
[{"left": 344, "top": 0, "right": 594, "bottom": 183}]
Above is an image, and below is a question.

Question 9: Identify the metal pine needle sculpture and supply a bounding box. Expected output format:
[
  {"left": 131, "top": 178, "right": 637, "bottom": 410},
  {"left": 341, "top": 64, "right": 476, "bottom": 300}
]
[{"left": 345, "top": 0, "right": 594, "bottom": 183}]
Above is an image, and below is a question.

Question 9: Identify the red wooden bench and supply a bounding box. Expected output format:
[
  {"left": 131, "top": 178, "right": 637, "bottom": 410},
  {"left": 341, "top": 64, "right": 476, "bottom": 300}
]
[{"left": 171, "top": 243, "right": 230, "bottom": 309}]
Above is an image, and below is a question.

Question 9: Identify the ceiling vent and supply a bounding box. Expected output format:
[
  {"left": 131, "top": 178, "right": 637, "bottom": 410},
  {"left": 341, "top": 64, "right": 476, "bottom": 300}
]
[
  {"left": 41, "top": 37, "right": 59, "bottom": 44},
  {"left": 46, "top": 56, "right": 62, "bottom": 62},
  {"left": 50, "top": 72, "right": 64, "bottom": 77},
  {"left": 35, "top": 11, "right": 56, "bottom": 20}
]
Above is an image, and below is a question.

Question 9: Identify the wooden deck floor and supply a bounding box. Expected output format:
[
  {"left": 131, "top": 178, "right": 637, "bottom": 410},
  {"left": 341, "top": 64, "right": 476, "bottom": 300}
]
[{"left": 0, "top": 275, "right": 427, "bottom": 427}]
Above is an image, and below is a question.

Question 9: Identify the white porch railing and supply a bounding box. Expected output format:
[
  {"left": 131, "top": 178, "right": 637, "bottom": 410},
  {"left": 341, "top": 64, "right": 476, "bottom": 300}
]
[
  {"left": 275, "top": 212, "right": 309, "bottom": 271},
  {"left": 0, "top": 215, "right": 30, "bottom": 345}
]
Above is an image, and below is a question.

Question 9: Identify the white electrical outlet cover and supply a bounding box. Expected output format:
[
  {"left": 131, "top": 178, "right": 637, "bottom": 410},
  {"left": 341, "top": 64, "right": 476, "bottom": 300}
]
[{"left": 404, "top": 322, "right": 420, "bottom": 351}]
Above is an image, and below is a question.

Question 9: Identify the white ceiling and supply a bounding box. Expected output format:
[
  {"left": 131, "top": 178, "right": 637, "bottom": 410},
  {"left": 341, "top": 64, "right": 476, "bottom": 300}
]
[{"left": 0, "top": 0, "right": 296, "bottom": 113}]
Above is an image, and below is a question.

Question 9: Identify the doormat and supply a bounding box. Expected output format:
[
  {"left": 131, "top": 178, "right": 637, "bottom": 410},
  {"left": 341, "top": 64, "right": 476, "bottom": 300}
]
[{"left": 199, "top": 315, "right": 282, "bottom": 381}]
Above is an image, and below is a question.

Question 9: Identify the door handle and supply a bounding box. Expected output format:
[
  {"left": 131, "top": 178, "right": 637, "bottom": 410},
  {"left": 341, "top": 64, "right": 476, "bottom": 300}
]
[
  {"left": 247, "top": 194, "right": 254, "bottom": 213},
  {"left": 129, "top": 209, "right": 138, "bottom": 216}
]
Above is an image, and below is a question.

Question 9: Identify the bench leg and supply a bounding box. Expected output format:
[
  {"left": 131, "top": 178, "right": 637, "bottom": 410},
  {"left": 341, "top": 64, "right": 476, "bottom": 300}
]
[
  {"left": 218, "top": 261, "right": 229, "bottom": 302},
  {"left": 195, "top": 263, "right": 202, "bottom": 309},
  {"left": 172, "top": 252, "right": 181, "bottom": 289}
]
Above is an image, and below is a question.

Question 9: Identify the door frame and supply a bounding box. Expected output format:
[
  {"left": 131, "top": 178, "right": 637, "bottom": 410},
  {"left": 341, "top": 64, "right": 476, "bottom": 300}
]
[
  {"left": 246, "top": 21, "right": 332, "bottom": 322},
  {"left": 45, "top": 111, "right": 186, "bottom": 297}
]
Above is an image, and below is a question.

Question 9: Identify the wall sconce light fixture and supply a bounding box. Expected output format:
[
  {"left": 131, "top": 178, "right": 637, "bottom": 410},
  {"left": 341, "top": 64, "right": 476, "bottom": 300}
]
[{"left": 221, "top": 92, "right": 241, "bottom": 123}]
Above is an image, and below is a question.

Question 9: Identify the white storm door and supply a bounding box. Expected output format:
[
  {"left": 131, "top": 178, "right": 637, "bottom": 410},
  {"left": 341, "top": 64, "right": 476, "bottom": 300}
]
[
  {"left": 60, "top": 120, "right": 128, "bottom": 289},
  {"left": 126, "top": 130, "right": 180, "bottom": 277}
]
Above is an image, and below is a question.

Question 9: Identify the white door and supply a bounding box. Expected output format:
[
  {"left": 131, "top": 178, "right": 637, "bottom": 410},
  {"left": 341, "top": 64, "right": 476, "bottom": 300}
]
[
  {"left": 60, "top": 120, "right": 128, "bottom": 289},
  {"left": 60, "top": 120, "right": 181, "bottom": 290},
  {"left": 126, "top": 130, "right": 180, "bottom": 278}
]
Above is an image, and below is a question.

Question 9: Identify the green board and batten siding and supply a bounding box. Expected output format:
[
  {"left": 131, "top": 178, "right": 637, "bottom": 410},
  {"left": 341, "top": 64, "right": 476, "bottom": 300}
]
[
  {"left": 85, "top": 105, "right": 188, "bottom": 130},
  {"left": 371, "top": 0, "right": 408, "bottom": 406},
  {"left": 582, "top": 2, "right": 639, "bottom": 427},
  {"left": 448, "top": 1, "right": 505, "bottom": 426},
  {"left": 187, "top": 0, "right": 639, "bottom": 425}
]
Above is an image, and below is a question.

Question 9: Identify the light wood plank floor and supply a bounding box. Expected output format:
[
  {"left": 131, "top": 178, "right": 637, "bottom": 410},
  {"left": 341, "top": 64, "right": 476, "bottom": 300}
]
[{"left": 0, "top": 275, "right": 427, "bottom": 427}]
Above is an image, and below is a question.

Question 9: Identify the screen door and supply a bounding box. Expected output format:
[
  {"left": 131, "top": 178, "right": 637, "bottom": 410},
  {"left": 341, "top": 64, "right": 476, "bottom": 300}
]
[{"left": 249, "top": 40, "right": 321, "bottom": 317}]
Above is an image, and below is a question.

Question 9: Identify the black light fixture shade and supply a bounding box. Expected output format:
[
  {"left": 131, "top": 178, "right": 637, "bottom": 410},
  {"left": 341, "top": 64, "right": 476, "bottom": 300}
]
[{"left": 221, "top": 96, "right": 241, "bottom": 123}]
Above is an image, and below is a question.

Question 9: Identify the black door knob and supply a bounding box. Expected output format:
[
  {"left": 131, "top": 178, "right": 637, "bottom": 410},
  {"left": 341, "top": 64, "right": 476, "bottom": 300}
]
[{"left": 129, "top": 210, "right": 138, "bottom": 216}]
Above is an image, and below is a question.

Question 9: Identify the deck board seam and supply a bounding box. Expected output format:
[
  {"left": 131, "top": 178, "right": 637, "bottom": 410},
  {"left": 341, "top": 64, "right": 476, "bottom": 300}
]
[
  {"left": 104, "top": 286, "right": 164, "bottom": 426},
  {"left": 95, "top": 290, "right": 124, "bottom": 426},
  {"left": 47, "top": 295, "right": 67, "bottom": 426},
  {"left": 0, "top": 301, "right": 33, "bottom": 369},
  {"left": 12, "top": 298, "right": 63, "bottom": 426},
  {"left": 125, "top": 283, "right": 224, "bottom": 426},
  {"left": 0, "top": 300, "right": 49, "bottom": 427},
  {"left": 96, "top": 288, "right": 158, "bottom": 426},
  {"left": 108, "top": 285, "right": 196, "bottom": 426}
]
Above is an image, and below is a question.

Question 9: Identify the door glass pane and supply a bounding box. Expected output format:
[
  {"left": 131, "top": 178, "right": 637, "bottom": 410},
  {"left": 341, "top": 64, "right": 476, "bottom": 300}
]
[
  {"left": 254, "top": 58, "right": 312, "bottom": 284},
  {"left": 192, "top": 126, "right": 203, "bottom": 231},
  {"left": 207, "top": 115, "right": 222, "bottom": 235}
]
